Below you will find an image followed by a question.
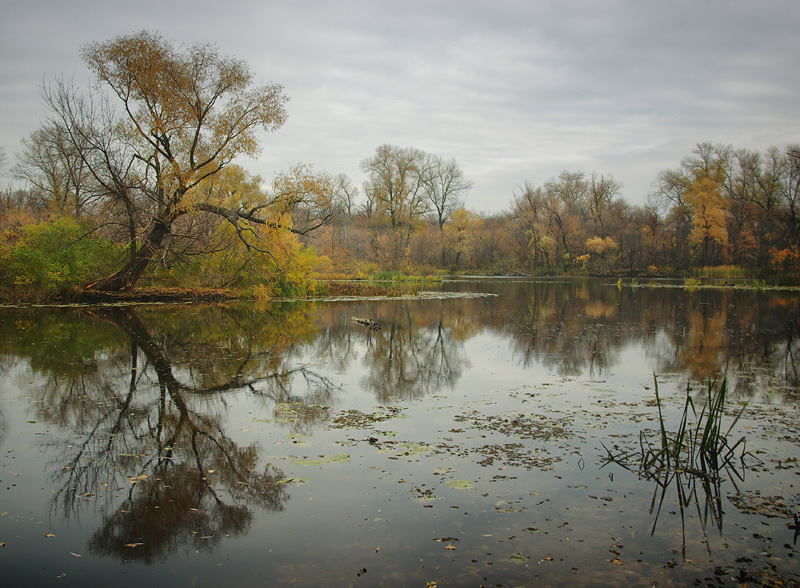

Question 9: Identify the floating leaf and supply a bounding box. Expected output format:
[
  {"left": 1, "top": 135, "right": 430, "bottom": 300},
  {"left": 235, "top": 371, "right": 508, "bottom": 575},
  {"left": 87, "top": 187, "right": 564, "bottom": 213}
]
[
  {"left": 277, "top": 477, "right": 308, "bottom": 486},
  {"left": 292, "top": 453, "right": 351, "bottom": 466},
  {"left": 291, "top": 458, "right": 324, "bottom": 466},
  {"left": 323, "top": 453, "right": 351, "bottom": 463},
  {"left": 445, "top": 480, "right": 474, "bottom": 490}
]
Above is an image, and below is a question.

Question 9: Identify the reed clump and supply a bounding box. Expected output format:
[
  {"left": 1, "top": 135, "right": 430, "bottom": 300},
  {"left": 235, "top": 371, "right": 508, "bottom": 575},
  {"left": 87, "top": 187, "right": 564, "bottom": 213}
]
[
  {"left": 605, "top": 376, "right": 748, "bottom": 482},
  {"left": 603, "top": 376, "right": 751, "bottom": 541}
]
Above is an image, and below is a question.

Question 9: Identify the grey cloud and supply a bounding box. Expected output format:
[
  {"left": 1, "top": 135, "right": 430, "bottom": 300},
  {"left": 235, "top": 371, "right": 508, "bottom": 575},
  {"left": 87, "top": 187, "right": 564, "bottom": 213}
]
[{"left": 1, "top": 0, "right": 798, "bottom": 208}]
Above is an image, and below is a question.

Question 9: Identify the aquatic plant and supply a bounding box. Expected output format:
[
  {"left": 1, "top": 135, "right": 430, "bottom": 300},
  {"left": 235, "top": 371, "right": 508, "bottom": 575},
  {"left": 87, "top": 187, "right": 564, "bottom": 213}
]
[
  {"left": 603, "top": 376, "right": 751, "bottom": 551},
  {"left": 641, "top": 376, "right": 747, "bottom": 478}
]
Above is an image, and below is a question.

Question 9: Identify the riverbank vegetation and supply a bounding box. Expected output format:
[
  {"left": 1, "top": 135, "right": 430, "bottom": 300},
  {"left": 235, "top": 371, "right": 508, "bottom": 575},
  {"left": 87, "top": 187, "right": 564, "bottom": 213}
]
[{"left": 1, "top": 31, "right": 799, "bottom": 302}]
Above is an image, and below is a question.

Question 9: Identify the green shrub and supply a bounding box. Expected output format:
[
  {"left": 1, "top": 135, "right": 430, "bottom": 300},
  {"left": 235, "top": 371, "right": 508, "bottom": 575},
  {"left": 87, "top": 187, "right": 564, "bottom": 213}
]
[{"left": 6, "top": 217, "right": 120, "bottom": 293}]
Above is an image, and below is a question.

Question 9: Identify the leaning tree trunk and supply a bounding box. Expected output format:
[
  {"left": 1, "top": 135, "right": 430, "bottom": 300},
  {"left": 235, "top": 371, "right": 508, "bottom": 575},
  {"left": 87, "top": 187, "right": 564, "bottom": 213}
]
[{"left": 85, "top": 217, "right": 173, "bottom": 292}]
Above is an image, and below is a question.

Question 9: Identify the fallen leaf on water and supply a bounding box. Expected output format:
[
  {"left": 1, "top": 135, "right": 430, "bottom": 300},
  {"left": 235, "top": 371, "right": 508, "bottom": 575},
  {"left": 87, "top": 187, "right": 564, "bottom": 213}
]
[
  {"left": 46, "top": 533, "right": 55, "bottom": 538},
  {"left": 445, "top": 544, "right": 457, "bottom": 550},
  {"left": 445, "top": 480, "right": 474, "bottom": 490},
  {"left": 125, "top": 543, "right": 143, "bottom": 548},
  {"left": 543, "top": 554, "right": 553, "bottom": 561},
  {"left": 70, "top": 552, "right": 82, "bottom": 557},
  {"left": 610, "top": 557, "right": 623, "bottom": 566}
]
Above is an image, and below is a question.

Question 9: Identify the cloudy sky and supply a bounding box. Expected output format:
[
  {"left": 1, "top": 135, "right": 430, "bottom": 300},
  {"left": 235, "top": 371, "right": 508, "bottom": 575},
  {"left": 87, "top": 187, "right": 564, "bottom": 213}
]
[{"left": 2, "top": 0, "right": 798, "bottom": 213}]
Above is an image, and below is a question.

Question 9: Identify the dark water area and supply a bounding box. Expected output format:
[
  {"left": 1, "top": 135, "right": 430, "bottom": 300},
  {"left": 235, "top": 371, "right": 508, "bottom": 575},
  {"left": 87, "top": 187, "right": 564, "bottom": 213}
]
[{"left": 1, "top": 278, "right": 799, "bottom": 587}]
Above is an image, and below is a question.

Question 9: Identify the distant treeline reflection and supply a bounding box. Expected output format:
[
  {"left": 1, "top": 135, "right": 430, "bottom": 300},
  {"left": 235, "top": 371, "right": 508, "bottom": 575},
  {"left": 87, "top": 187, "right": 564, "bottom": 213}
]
[{"left": 1, "top": 281, "right": 798, "bottom": 407}]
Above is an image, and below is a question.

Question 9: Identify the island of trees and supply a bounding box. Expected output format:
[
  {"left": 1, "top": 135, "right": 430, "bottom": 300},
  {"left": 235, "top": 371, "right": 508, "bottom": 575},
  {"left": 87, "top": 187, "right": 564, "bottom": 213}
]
[{"left": 1, "top": 31, "right": 798, "bottom": 300}]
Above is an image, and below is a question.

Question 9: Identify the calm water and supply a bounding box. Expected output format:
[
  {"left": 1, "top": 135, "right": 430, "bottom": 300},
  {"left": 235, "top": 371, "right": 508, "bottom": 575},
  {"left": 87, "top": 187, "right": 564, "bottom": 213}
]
[{"left": 1, "top": 278, "right": 799, "bottom": 587}]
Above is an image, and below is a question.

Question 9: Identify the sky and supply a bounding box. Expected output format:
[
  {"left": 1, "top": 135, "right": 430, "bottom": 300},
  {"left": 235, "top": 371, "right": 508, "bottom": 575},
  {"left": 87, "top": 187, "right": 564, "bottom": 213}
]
[{"left": 2, "top": 0, "right": 799, "bottom": 213}]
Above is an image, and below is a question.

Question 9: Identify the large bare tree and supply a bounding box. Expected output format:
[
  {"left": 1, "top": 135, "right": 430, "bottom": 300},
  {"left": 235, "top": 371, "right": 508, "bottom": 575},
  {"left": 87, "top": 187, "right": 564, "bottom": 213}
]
[
  {"left": 421, "top": 154, "right": 472, "bottom": 230},
  {"left": 360, "top": 144, "right": 429, "bottom": 230}
]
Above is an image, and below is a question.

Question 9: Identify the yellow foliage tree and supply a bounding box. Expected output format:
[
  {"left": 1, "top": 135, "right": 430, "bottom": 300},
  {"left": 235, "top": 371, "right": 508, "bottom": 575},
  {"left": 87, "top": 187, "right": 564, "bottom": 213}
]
[
  {"left": 684, "top": 178, "right": 728, "bottom": 265},
  {"left": 445, "top": 208, "right": 483, "bottom": 269}
]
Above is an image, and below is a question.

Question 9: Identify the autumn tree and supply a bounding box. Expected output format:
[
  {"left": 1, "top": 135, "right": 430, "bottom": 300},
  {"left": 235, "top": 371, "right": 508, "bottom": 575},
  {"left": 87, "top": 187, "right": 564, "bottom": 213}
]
[
  {"left": 360, "top": 144, "right": 428, "bottom": 230},
  {"left": 444, "top": 208, "right": 483, "bottom": 269},
  {"left": 685, "top": 178, "right": 728, "bottom": 265},
  {"left": 542, "top": 171, "right": 590, "bottom": 269},
  {"left": 19, "top": 31, "right": 340, "bottom": 292},
  {"left": 28, "top": 81, "right": 145, "bottom": 265},
  {"left": 652, "top": 142, "right": 800, "bottom": 273},
  {"left": 511, "top": 182, "right": 551, "bottom": 271},
  {"left": 15, "top": 122, "right": 93, "bottom": 217},
  {"left": 421, "top": 154, "right": 473, "bottom": 230},
  {"left": 652, "top": 143, "right": 733, "bottom": 270},
  {"left": 587, "top": 173, "right": 621, "bottom": 237}
]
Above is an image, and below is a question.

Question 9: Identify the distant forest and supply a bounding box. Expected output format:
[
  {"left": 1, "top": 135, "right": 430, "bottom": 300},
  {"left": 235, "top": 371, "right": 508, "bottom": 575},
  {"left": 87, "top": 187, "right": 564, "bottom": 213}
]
[
  {"left": 3, "top": 139, "right": 799, "bottom": 297},
  {"left": 1, "top": 31, "right": 799, "bottom": 298}
]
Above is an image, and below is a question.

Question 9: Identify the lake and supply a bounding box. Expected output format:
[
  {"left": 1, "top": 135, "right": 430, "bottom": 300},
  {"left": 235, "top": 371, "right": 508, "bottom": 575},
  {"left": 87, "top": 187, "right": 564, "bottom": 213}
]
[{"left": 1, "top": 277, "right": 798, "bottom": 587}]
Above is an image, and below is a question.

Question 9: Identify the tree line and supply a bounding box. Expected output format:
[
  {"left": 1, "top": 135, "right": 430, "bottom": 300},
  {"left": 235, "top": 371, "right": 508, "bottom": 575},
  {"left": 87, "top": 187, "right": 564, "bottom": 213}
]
[{"left": 1, "top": 31, "right": 799, "bottom": 297}]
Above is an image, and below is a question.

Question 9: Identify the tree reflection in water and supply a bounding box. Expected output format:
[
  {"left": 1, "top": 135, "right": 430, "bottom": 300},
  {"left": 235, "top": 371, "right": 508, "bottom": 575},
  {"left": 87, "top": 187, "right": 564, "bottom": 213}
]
[
  {"left": 358, "top": 301, "right": 469, "bottom": 402},
  {"left": 24, "top": 303, "right": 341, "bottom": 562}
]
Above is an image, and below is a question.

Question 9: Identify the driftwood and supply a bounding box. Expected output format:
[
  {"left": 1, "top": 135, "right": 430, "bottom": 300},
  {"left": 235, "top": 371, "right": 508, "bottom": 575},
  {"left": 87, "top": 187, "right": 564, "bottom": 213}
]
[{"left": 351, "top": 316, "right": 382, "bottom": 330}]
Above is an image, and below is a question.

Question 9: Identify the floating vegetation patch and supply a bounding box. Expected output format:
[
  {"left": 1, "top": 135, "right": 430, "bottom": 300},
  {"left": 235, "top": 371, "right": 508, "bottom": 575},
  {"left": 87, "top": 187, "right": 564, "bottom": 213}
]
[
  {"left": 377, "top": 441, "right": 433, "bottom": 457},
  {"left": 474, "top": 442, "right": 560, "bottom": 470},
  {"left": 330, "top": 406, "right": 405, "bottom": 429},
  {"left": 280, "top": 290, "right": 500, "bottom": 302},
  {"left": 285, "top": 434, "right": 311, "bottom": 447},
  {"left": 291, "top": 453, "right": 351, "bottom": 466},
  {"left": 505, "top": 553, "right": 529, "bottom": 565},
  {"left": 276, "top": 477, "right": 309, "bottom": 486},
  {"left": 444, "top": 480, "right": 474, "bottom": 490},
  {"left": 727, "top": 491, "right": 798, "bottom": 519},
  {"left": 274, "top": 402, "right": 330, "bottom": 425},
  {"left": 454, "top": 410, "right": 572, "bottom": 442},
  {"left": 411, "top": 485, "right": 437, "bottom": 502}
]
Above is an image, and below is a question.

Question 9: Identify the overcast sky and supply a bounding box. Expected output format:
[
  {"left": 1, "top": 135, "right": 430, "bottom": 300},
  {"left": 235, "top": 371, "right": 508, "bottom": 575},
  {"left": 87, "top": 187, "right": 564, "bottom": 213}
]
[{"left": 2, "top": 0, "right": 798, "bottom": 213}]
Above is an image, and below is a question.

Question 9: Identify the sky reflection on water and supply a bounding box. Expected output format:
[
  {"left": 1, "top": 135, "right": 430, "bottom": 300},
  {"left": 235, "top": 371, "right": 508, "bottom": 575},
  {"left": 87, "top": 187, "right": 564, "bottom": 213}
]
[{"left": 0, "top": 278, "right": 799, "bottom": 587}]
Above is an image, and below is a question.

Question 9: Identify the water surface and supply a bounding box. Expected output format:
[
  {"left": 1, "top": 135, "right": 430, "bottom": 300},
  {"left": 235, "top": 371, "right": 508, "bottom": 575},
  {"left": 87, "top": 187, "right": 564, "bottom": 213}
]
[{"left": 1, "top": 278, "right": 798, "bottom": 586}]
